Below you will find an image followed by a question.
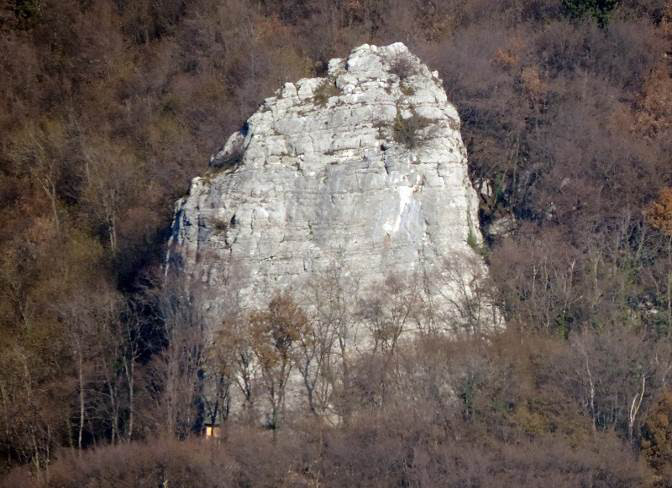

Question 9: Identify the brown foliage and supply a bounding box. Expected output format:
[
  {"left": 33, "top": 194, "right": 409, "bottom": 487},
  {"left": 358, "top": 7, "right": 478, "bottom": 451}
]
[
  {"left": 642, "top": 391, "right": 672, "bottom": 485},
  {"left": 3, "top": 438, "right": 238, "bottom": 488},
  {"left": 1, "top": 0, "right": 672, "bottom": 484},
  {"left": 249, "top": 295, "right": 309, "bottom": 429},
  {"left": 646, "top": 188, "right": 672, "bottom": 237}
]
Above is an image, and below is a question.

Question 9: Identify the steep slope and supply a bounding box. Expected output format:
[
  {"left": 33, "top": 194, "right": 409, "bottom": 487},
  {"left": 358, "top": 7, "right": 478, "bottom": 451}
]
[{"left": 168, "top": 42, "right": 485, "bottom": 322}]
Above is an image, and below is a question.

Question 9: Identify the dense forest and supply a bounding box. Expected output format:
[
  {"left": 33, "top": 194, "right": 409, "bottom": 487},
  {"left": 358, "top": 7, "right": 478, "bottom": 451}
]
[{"left": 2, "top": 0, "right": 672, "bottom": 486}]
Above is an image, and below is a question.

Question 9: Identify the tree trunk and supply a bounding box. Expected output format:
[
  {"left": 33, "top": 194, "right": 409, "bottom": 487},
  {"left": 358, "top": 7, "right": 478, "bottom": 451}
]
[
  {"left": 125, "top": 359, "right": 135, "bottom": 441},
  {"left": 77, "top": 346, "right": 85, "bottom": 452}
]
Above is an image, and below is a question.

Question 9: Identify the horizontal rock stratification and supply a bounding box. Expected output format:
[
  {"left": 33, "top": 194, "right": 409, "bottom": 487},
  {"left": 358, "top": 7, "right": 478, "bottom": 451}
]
[{"left": 168, "top": 43, "right": 488, "bottom": 327}]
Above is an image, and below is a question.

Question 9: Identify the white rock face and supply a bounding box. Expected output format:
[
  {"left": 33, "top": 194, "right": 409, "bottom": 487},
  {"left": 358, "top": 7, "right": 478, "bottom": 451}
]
[{"left": 168, "top": 43, "right": 485, "bottom": 323}]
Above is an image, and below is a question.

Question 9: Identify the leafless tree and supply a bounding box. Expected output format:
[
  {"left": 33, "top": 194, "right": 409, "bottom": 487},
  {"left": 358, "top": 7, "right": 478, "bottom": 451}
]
[{"left": 147, "top": 278, "right": 206, "bottom": 438}]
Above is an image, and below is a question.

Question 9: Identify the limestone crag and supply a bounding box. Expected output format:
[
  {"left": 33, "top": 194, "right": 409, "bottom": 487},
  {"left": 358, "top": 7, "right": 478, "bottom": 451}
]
[{"left": 168, "top": 43, "right": 485, "bottom": 320}]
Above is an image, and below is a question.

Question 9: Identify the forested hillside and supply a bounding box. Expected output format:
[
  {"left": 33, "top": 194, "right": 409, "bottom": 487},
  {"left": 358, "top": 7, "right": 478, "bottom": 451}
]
[{"left": 1, "top": 1, "right": 672, "bottom": 486}]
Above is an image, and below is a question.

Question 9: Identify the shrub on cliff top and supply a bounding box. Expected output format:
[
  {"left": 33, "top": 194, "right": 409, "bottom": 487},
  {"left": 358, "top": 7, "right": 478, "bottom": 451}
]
[{"left": 313, "top": 79, "right": 341, "bottom": 107}]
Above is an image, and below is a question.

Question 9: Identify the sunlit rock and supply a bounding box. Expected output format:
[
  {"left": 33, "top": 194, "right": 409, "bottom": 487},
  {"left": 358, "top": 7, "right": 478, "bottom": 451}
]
[{"left": 168, "top": 42, "right": 489, "bottom": 329}]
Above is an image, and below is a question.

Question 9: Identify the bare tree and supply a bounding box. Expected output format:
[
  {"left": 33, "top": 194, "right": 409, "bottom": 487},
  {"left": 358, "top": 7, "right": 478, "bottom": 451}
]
[
  {"left": 358, "top": 273, "right": 425, "bottom": 407},
  {"left": 301, "top": 265, "right": 362, "bottom": 422},
  {"left": 147, "top": 279, "right": 206, "bottom": 438},
  {"left": 564, "top": 328, "right": 656, "bottom": 442}
]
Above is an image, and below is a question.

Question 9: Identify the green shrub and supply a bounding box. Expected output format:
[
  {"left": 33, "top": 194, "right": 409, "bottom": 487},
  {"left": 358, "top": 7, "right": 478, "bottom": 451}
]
[
  {"left": 313, "top": 79, "right": 341, "bottom": 107},
  {"left": 392, "top": 109, "right": 432, "bottom": 149},
  {"left": 466, "top": 212, "right": 487, "bottom": 256},
  {"left": 400, "top": 83, "right": 415, "bottom": 96},
  {"left": 562, "top": 0, "right": 619, "bottom": 27},
  {"left": 13, "top": 0, "right": 42, "bottom": 25}
]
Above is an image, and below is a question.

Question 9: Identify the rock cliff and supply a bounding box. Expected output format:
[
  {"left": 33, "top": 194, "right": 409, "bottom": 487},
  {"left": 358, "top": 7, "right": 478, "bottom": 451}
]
[{"left": 168, "top": 42, "right": 487, "bottom": 327}]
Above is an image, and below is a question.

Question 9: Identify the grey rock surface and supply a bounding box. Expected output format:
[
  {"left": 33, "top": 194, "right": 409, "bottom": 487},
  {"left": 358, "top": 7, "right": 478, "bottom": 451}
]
[{"left": 168, "top": 42, "right": 486, "bottom": 323}]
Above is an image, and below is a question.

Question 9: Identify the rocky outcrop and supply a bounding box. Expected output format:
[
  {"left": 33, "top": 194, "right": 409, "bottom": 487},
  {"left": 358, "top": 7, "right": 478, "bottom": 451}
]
[{"left": 168, "top": 42, "right": 487, "bottom": 327}]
